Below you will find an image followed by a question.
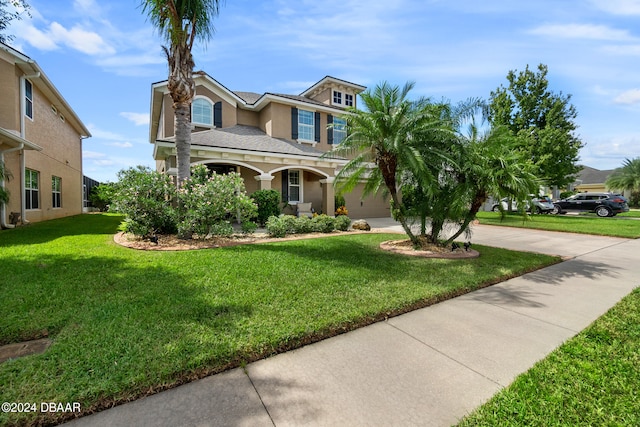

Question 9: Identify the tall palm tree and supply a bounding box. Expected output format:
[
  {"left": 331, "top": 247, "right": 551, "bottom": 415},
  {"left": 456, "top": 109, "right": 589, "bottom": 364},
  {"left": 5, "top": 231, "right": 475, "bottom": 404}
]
[
  {"left": 329, "top": 81, "right": 452, "bottom": 244},
  {"left": 606, "top": 158, "right": 640, "bottom": 194},
  {"left": 141, "top": 0, "right": 222, "bottom": 186}
]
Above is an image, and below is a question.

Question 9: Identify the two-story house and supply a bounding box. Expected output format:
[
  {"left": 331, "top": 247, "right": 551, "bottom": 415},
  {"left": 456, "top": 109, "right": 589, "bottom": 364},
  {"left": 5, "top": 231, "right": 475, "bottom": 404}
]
[
  {"left": 149, "top": 75, "right": 391, "bottom": 218},
  {"left": 0, "top": 42, "right": 90, "bottom": 227}
]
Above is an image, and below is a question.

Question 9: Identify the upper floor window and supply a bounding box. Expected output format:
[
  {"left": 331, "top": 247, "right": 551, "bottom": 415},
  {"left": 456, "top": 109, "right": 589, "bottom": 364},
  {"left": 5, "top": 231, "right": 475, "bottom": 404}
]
[
  {"left": 25, "top": 79, "right": 33, "bottom": 119},
  {"left": 345, "top": 93, "right": 354, "bottom": 107},
  {"left": 192, "top": 97, "right": 213, "bottom": 126},
  {"left": 298, "top": 109, "right": 314, "bottom": 141},
  {"left": 52, "top": 176, "right": 62, "bottom": 208},
  {"left": 333, "top": 91, "right": 342, "bottom": 105},
  {"left": 25, "top": 169, "right": 39, "bottom": 210},
  {"left": 333, "top": 117, "right": 347, "bottom": 145}
]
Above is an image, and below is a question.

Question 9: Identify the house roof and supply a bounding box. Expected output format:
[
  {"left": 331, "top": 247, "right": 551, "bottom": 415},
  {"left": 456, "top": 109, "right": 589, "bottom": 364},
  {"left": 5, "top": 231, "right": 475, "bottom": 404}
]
[
  {"left": 0, "top": 42, "right": 91, "bottom": 138},
  {"left": 576, "top": 165, "right": 615, "bottom": 185},
  {"left": 300, "top": 76, "right": 367, "bottom": 98},
  {"left": 160, "top": 125, "right": 344, "bottom": 159}
]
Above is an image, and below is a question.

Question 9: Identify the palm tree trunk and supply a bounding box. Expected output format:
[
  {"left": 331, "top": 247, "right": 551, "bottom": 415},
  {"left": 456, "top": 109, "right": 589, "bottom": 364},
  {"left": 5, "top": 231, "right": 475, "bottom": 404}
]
[
  {"left": 444, "top": 191, "right": 486, "bottom": 246},
  {"left": 174, "top": 101, "right": 191, "bottom": 186}
]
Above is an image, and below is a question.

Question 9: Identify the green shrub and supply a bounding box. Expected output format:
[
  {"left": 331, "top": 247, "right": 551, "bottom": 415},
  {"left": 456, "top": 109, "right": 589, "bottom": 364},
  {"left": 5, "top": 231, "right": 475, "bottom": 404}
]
[
  {"left": 559, "top": 190, "right": 576, "bottom": 199},
  {"left": 111, "top": 166, "right": 177, "bottom": 236},
  {"left": 177, "top": 166, "right": 258, "bottom": 239},
  {"left": 241, "top": 220, "right": 258, "bottom": 234},
  {"left": 251, "top": 189, "right": 281, "bottom": 225},
  {"left": 334, "top": 215, "right": 352, "bottom": 231},
  {"left": 293, "top": 216, "right": 314, "bottom": 233},
  {"left": 312, "top": 214, "right": 336, "bottom": 233},
  {"left": 266, "top": 215, "right": 288, "bottom": 237}
]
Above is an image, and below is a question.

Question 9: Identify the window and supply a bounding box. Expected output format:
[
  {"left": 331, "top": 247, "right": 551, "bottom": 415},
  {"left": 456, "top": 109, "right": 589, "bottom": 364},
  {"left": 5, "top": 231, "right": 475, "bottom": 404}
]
[
  {"left": 25, "top": 169, "right": 39, "bottom": 209},
  {"left": 192, "top": 97, "right": 213, "bottom": 126},
  {"left": 25, "top": 79, "right": 33, "bottom": 119},
  {"left": 333, "top": 117, "right": 346, "bottom": 145},
  {"left": 298, "top": 109, "right": 314, "bottom": 141},
  {"left": 288, "top": 170, "right": 301, "bottom": 202},
  {"left": 333, "top": 91, "right": 342, "bottom": 105},
  {"left": 52, "top": 176, "right": 62, "bottom": 208},
  {"left": 345, "top": 93, "right": 354, "bottom": 107}
]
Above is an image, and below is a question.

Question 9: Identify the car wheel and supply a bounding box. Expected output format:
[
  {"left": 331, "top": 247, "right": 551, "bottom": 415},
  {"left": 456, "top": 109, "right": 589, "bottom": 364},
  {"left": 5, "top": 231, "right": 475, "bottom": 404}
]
[
  {"left": 492, "top": 205, "right": 500, "bottom": 212},
  {"left": 552, "top": 204, "right": 562, "bottom": 215},
  {"left": 595, "top": 206, "right": 612, "bottom": 217}
]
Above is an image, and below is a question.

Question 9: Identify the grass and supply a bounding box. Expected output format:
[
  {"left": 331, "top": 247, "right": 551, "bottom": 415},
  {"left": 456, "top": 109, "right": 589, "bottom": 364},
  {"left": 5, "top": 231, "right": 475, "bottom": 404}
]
[
  {"left": 476, "top": 211, "right": 640, "bottom": 238},
  {"left": 0, "top": 214, "right": 559, "bottom": 426},
  {"left": 458, "top": 287, "right": 640, "bottom": 426}
]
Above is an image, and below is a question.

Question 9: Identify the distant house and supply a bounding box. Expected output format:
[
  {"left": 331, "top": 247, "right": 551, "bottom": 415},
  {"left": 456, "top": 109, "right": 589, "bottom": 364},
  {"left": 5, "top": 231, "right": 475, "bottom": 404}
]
[
  {"left": 0, "top": 42, "right": 90, "bottom": 227},
  {"left": 149, "top": 75, "right": 392, "bottom": 218},
  {"left": 572, "top": 165, "right": 616, "bottom": 193}
]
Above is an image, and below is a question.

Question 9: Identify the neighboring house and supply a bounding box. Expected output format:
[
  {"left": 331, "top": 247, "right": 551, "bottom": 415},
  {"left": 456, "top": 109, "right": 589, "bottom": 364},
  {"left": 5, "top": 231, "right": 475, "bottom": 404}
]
[
  {"left": 0, "top": 42, "right": 90, "bottom": 227},
  {"left": 83, "top": 175, "right": 101, "bottom": 210},
  {"left": 572, "top": 165, "right": 616, "bottom": 193},
  {"left": 149, "top": 75, "right": 391, "bottom": 218}
]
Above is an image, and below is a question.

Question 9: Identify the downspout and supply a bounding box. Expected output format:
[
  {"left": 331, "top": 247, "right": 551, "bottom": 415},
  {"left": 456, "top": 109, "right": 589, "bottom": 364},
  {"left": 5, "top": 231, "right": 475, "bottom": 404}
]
[
  {"left": 19, "top": 71, "right": 40, "bottom": 225},
  {"left": 0, "top": 144, "right": 23, "bottom": 229}
]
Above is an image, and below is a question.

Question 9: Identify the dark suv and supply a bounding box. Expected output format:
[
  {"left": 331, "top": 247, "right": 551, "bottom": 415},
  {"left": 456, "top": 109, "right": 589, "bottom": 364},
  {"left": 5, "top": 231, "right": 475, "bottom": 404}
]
[{"left": 553, "top": 192, "right": 629, "bottom": 217}]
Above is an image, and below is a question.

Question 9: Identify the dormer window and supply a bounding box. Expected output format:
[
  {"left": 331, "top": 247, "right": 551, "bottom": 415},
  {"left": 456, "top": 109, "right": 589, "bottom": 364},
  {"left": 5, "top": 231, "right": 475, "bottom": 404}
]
[
  {"left": 333, "top": 91, "right": 342, "bottom": 105},
  {"left": 345, "top": 93, "right": 353, "bottom": 107}
]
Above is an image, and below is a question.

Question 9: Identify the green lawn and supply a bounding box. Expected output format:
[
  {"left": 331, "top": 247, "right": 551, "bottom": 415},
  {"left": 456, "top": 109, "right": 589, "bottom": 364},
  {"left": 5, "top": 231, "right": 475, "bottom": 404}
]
[
  {"left": 476, "top": 211, "right": 640, "bottom": 238},
  {"left": 0, "top": 214, "right": 558, "bottom": 426},
  {"left": 458, "top": 287, "right": 640, "bottom": 426}
]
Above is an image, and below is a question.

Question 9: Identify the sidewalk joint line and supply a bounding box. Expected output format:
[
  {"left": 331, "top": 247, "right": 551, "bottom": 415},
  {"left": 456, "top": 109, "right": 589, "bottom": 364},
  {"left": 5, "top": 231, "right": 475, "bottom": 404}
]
[
  {"left": 384, "top": 321, "right": 504, "bottom": 387},
  {"left": 243, "top": 366, "right": 277, "bottom": 427}
]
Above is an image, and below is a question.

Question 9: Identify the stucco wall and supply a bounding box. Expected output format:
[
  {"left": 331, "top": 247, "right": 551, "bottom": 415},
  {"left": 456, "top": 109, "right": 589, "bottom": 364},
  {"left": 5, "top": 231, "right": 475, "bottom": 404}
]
[{"left": 341, "top": 184, "right": 392, "bottom": 219}]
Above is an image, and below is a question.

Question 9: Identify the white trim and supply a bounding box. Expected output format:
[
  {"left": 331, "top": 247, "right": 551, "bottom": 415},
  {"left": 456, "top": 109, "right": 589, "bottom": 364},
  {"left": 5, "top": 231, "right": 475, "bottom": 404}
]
[{"left": 268, "top": 165, "right": 330, "bottom": 178}]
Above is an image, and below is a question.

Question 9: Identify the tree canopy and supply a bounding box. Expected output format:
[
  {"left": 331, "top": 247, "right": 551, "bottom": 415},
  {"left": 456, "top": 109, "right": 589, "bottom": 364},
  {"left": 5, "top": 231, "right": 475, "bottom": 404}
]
[
  {"left": 606, "top": 157, "right": 640, "bottom": 193},
  {"left": 488, "top": 64, "right": 582, "bottom": 188},
  {"left": 0, "top": 0, "right": 30, "bottom": 44}
]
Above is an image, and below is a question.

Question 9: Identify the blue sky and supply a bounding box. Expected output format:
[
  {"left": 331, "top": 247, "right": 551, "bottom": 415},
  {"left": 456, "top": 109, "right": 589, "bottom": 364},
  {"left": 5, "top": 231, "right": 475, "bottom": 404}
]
[{"left": 6, "top": 0, "right": 640, "bottom": 182}]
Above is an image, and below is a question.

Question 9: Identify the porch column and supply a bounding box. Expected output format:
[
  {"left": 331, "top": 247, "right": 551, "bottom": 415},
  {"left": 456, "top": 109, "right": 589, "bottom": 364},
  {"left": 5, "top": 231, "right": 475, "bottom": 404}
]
[
  {"left": 320, "top": 177, "right": 335, "bottom": 216},
  {"left": 254, "top": 173, "right": 274, "bottom": 190}
]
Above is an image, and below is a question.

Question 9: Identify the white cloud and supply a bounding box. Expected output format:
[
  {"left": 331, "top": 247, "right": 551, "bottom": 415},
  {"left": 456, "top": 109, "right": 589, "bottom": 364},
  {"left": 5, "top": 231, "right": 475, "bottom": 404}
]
[
  {"left": 589, "top": 0, "right": 640, "bottom": 15},
  {"left": 83, "top": 151, "right": 107, "bottom": 159},
  {"left": 614, "top": 88, "right": 640, "bottom": 104},
  {"left": 49, "top": 22, "right": 115, "bottom": 55},
  {"left": 528, "top": 24, "right": 636, "bottom": 41},
  {"left": 106, "top": 142, "right": 133, "bottom": 148},
  {"left": 120, "top": 112, "right": 150, "bottom": 126}
]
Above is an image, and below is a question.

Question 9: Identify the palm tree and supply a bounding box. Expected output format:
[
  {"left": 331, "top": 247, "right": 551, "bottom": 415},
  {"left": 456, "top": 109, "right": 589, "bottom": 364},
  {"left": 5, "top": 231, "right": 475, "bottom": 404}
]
[
  {"left": 141, "top": 0, "right": 222, "bottom": 186},
  {"left": 606, "top": 158, "right": 640, "bottom": 194},
  {"left": 329, "top": 81, "right": 452, "bottom": 245}
]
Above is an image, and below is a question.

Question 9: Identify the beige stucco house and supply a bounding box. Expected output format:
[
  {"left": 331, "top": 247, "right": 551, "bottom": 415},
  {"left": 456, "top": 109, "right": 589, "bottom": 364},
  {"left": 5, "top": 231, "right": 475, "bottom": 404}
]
[
  {"left": 0, "top": 42, "right": 90, "bottom": 227},
  {"left": 150, "top": 75, "right": 391, "bottom": 218}
]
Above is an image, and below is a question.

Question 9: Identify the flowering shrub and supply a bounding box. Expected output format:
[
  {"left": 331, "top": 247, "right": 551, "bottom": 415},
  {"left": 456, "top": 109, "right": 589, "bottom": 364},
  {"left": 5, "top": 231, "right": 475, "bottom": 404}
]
[
  {"left": 177, "top": 165, "right": 258, "bottom": 239},
  {"left": 111, "top": 166, "right": 177, "bottom": 236},
  {"left": 335, "top": 205, "right": 348, "bottom": 216}
]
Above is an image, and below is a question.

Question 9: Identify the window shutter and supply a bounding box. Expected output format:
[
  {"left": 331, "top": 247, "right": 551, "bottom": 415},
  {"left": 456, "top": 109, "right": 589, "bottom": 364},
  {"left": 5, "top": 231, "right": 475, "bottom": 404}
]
[
  {"left": 281, "top": 169, "right": 289, "bottom": 202},
  {"left": 327, "top": 114, "right": 333, "bottom": 145},
  {"left": 314, "top": 112, "right": 321, "bottom": 142},
  {"left": 213, "top": 102, "right": 222, "bottom": 127},
  {"left": 291, "top": 107, "right": 298, "bottom": 140}
]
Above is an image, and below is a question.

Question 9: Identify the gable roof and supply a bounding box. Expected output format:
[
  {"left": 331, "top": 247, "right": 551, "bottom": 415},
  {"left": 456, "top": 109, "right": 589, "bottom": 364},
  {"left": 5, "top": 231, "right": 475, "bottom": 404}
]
[
  {"left": 576, "top": 165, "right": 615, "bottom": 185},
  {"left": 300, "top": 76, "right": 367, "bottom": 98}
]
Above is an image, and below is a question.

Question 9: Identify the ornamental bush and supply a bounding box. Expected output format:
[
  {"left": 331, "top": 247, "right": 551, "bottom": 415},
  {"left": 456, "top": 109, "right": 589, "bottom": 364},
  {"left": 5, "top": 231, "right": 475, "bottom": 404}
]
[
  {"left": 311, "top": 214, "right": 336, "bottom": 233},
  {"left": 334, "top": 215, "right": 352, "bottom": 231},
  {"left": 177, "top": 165, "right": 258, "bottom": 239},
  {"left": 111, "top": 166, "right": 177, "bottom": 236},
  {"left": 250, "top": 189, "right": 281, "bottom": 225}
]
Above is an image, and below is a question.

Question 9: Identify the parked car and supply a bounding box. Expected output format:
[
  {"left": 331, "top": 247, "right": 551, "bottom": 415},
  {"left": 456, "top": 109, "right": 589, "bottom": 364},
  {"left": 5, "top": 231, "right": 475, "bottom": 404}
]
[
  {"left": 491, "top": 196, "right": 556, "bottom": 214},
  {"left": 553, "top": 192, "right": 629, "bottom": 217}
]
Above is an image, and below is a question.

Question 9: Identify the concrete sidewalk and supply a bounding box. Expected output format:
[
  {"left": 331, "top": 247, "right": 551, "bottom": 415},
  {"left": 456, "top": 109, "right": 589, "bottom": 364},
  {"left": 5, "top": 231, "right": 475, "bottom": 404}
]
[{"left": 65, "top": 220, "right": 639, "bottom": 427}]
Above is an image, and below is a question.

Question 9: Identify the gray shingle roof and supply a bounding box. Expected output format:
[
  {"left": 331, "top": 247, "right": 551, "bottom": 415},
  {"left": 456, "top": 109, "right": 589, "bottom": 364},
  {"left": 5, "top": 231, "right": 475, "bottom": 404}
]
[
  {"left": 162, "top": 125, "right": 337, "bottom": 158},
  {"left": 232, "top": 91, "right": 262, "bottom": 104},
  {"left": 576, "top": 165, "right": 615, "bottom": 184}
]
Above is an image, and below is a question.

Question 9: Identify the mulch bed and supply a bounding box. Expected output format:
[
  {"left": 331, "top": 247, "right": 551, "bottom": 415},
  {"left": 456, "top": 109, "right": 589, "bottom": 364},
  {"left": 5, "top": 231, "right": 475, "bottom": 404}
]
[{"left": 379, "top": 239, "right": 480, "bottom": 259}]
